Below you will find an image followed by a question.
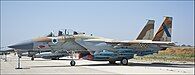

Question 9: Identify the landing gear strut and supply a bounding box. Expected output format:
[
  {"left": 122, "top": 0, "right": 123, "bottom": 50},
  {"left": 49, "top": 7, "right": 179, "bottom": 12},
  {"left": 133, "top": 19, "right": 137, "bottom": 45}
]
[
  {"left": 109, "top": 60, "right": 116, "bottom": 64},
  {"left": 109, "top": 59, "right": 116, "bottom": 64}
]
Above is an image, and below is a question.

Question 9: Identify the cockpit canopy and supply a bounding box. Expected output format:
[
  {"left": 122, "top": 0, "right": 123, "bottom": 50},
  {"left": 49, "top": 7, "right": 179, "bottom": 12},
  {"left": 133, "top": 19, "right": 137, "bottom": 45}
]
[{"left": 46, "top": 29, "right": 85, "bottom": 37}]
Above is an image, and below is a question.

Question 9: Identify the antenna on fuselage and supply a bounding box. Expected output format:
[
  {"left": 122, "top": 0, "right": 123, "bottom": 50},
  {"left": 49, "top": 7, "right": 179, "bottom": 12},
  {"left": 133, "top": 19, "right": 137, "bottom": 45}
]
[{"left": 64, "top": 29, "right": 67, "bottom": 35}]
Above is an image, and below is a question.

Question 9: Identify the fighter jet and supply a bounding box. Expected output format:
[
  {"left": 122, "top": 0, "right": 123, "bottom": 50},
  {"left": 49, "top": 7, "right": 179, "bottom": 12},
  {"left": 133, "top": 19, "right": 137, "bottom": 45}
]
[
  {"left": 34, "top": 19, "right": 155, "bottom": 60},
  {"left": 0, "top": 47, "right": 14, "bottom": 54},
  {"left": 0, "top": 47, "right": 15, "bottom": 61},
  {"left": 8, "top": 19, "right": 155, "bottom": 61},
  {"left": 8, "top": 16, "right": 174, "bottom": 66}
]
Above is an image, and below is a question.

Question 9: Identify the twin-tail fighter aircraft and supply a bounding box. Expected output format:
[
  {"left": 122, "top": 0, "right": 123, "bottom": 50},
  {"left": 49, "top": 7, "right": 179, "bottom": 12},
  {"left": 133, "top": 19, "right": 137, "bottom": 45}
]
[
  {"left": 19, "top": 19, "right": 155, "bottom": 60},
  {"left": 8, "top": 16, "right": 175, "bottom": 66}
]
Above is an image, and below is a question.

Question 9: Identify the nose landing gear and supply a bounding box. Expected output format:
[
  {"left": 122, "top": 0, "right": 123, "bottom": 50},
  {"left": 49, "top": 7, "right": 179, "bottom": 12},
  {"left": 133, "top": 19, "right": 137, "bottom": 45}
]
[{"left": 70, "top": 51, "right": 76, "bottom": 66}]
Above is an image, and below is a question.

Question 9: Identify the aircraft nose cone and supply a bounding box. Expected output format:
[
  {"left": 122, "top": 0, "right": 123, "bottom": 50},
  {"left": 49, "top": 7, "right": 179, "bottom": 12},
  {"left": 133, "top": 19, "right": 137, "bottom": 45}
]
[{"left": 8, "top": 40, "right": 34, "bottom": 49}]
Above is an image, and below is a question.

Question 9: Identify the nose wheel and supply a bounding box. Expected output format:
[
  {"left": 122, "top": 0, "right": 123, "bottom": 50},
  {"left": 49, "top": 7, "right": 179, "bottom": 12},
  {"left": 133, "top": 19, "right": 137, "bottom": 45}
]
[{"left": 70, "top": 60, "right": 76, "bottom": 66}]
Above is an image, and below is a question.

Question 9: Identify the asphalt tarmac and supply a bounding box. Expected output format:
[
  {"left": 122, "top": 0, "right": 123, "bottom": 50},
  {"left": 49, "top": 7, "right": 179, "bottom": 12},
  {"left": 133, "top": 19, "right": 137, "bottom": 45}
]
[{"left": 0, "top": 54, "right": 194, "bottom": 74}]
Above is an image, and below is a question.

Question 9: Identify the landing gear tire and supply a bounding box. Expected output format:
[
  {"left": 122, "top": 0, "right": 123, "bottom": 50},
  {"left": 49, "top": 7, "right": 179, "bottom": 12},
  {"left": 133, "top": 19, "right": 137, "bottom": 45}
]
[
  {"left": 120, "top": 58, "right": 128, "bottom": 65},
  {"left": 70, "top": 60, "right": 76, "bottom": 66},
  {"left": 109, "top": 60, "right": 116, "bottom": 64}
]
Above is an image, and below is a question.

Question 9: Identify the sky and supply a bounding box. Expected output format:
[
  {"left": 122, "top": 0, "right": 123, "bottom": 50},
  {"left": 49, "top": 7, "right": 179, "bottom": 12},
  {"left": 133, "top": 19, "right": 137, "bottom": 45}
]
[{"left": 1, "top": 1, "right": 194, "bottom": 47}]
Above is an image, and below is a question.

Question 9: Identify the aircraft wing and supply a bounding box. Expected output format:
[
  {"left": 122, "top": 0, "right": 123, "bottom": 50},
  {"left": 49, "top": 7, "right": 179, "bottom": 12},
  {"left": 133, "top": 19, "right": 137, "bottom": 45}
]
[
  {"left": 75, "top": 39, "right": 115, "bottom": 52},
  {"left": 48, "top": 38, "right": 88, "bottom": 52},
  {"left": 0, "top": 47, "right": 14, "bottom": 55},
  {"left": 63, "top": 38, "right": 87, "bottom": 51}
]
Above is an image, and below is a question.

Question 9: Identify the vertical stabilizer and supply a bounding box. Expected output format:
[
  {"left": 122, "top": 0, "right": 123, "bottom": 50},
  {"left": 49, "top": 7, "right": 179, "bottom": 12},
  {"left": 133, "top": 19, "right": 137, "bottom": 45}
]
[
  {"left": 136, "top": 20, "right": 154, "bottom": 40},
  {"left": 152, "top": 17, "right": 172, "bottom": 42}
]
